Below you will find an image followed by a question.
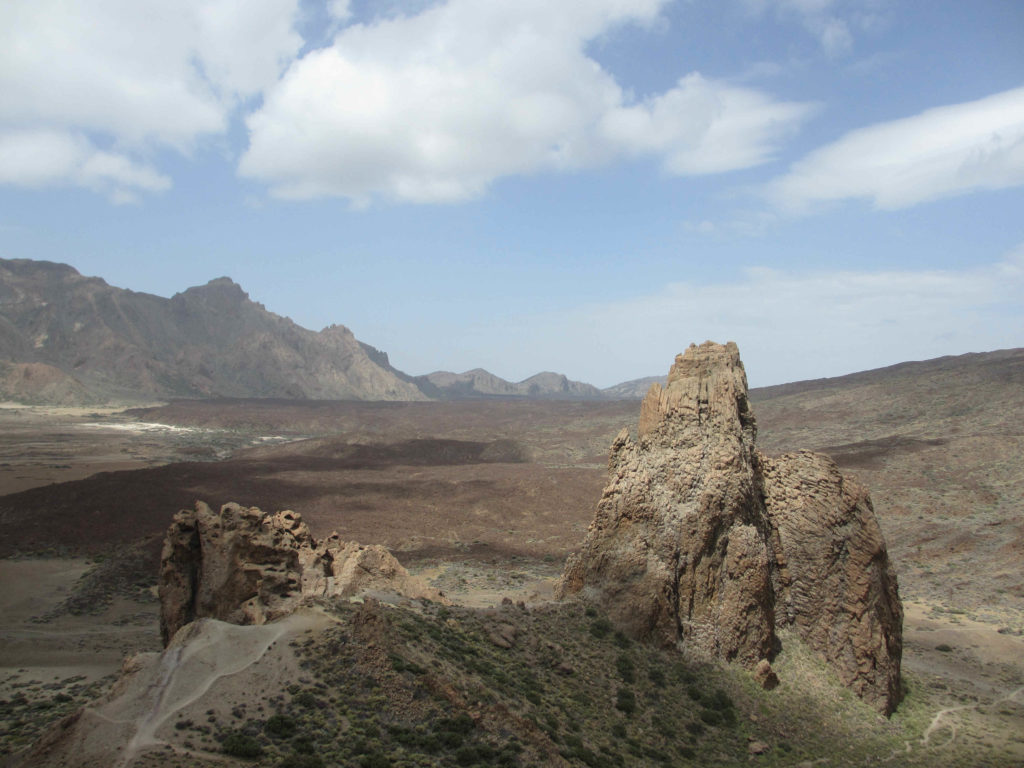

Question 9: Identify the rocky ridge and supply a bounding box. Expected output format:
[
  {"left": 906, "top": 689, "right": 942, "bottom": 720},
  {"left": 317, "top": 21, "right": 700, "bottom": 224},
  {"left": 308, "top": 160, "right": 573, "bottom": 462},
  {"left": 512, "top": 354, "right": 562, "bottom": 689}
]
[
  {"left": 159, "top": 501, "right": 441, "bottom": 645},
  {"left": 559, "top": 341, "right": 903, "bottom": 714},
  {"left": 0, "top": 258, "right": 427, "bottom": 403},
  {"left": 415, "top": 368, "right": 605, "bottom": 400}
]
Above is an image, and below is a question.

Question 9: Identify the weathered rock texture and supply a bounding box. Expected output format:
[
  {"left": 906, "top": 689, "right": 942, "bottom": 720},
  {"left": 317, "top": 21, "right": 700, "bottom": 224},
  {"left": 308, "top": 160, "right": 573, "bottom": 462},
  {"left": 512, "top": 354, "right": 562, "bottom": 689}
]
[
  {"left": 159, "top": 501, "right": 440, "bottom": 645},
  {"left": 559, "top": 341, "right": 903, "bottom": 714}
]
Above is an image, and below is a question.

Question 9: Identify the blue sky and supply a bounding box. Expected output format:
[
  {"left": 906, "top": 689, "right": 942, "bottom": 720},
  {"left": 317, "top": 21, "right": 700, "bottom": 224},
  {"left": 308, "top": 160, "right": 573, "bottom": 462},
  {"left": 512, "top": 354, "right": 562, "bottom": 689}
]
[{"left": 1, "top": 0, "right": 1022, "bottom": 388}]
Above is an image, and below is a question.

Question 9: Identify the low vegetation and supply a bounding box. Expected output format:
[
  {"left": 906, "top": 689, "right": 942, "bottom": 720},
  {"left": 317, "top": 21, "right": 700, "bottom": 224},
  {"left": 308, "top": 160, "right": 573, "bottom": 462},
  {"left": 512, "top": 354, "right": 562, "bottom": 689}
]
[{"left": 147, "top": 598, "right": 1017, "bottom": 767}]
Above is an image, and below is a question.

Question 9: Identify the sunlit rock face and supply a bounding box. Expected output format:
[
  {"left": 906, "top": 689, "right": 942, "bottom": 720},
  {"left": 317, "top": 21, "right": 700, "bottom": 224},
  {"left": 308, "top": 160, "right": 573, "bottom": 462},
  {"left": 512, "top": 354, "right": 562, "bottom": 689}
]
[{"left": 559, "top": 341, "right": 903, "bottom": 715}]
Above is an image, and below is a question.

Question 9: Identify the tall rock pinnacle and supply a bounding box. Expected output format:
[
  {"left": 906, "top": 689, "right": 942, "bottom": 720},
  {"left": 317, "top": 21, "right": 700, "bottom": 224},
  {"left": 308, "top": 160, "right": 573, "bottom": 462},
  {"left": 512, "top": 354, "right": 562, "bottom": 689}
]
[{"left": 559, "top": 341, "right": 903, "bottom": 714}]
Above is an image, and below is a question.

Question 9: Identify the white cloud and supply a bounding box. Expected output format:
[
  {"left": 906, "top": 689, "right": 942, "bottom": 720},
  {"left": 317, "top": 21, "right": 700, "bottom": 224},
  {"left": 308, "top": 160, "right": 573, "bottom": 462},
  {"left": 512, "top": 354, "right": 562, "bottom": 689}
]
[
  {"left": 239, "top": 0, "right": 814, "bottom": 204},
  {"left": 815, "top": 17, "right": 853, "bottom": 57},
  {"left": 0, "top": 130, "right": 170, "bottom": 202},
  {"left": 766, "top": 86, "right": 1024, "bottom": 212},
  {"left": 193, "top": 0, "right": 303, "bottom": 99},
  {"left": 327, "top": 0, "right": 352, "bottom": 22},
  {"left": 741, "top": 0, "right": 869, "bottom": 57},
  {"left": 419, "top": 247, "right": 1024, "bottom": 387},
  {"left": 0, "top": 0, "right": 301, "bottom": 196},
  {"left": 602, "top": 73, "right": 815, "bottom": 174}
]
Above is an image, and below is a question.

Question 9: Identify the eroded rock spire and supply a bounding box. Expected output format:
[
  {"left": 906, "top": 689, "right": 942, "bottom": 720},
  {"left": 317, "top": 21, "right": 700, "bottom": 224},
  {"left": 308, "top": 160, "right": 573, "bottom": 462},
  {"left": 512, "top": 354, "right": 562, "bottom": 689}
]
[{"left": 559, "top": 341, "right": 903, "bottom": 714}]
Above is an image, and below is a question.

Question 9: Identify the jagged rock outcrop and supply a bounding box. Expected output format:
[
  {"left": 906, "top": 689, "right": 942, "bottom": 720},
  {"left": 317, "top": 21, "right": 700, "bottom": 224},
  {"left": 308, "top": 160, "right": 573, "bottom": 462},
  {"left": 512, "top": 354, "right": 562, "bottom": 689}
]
[
  {"left": 159, "top": 501, "right": 441, "bottom": 644},
  {"left": 558, "top": 341, "right": 903, "bottom": 714}
]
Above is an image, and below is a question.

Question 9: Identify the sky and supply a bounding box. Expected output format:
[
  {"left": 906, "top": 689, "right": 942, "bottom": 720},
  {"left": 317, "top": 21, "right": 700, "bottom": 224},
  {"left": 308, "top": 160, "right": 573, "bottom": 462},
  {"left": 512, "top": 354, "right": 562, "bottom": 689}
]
[{"left": 1, "top": 0, "right": 1022, "bottom": 388}]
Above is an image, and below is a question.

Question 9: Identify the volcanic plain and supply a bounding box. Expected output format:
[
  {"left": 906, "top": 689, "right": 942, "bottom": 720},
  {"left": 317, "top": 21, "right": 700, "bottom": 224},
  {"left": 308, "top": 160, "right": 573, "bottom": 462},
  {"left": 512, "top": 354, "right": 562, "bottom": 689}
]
[{"left": 1, "top": 348, "right": 1022, "bottom": 766}]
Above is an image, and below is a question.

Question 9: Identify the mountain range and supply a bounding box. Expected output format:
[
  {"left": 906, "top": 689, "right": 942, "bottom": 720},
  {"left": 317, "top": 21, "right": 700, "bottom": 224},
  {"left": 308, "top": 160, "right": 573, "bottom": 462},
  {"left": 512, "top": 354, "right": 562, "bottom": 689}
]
[{"left": 0, "top": 258, "right": 608, "bottom": 404}]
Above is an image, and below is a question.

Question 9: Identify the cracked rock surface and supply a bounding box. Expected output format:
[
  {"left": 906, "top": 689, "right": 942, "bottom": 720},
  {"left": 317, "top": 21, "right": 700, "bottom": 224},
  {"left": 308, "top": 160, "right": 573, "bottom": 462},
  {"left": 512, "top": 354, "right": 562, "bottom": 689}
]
[
  {"left": 559, "top": 341, "right": 903, "bottom": 714},
  {"left": 159, "top": 501, "right": 441, "bottom": 645}
]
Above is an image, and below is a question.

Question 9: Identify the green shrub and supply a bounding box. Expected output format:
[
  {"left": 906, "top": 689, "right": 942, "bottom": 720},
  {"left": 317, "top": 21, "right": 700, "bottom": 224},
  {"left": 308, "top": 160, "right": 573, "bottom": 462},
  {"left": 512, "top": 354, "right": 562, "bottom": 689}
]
[
  {"left": 698, "top": 708, "right": 721, "bottom": 726},
  {"left": 615, "top": 688, "right": 636, "bottom": 716},
  {"left": 292, "top": 690, "right": 321, "bottom": 708},
  {"left": 222, "top": 731, "right": 264, "bottom": 758},
  {"left": 359, "top": 753, "right": 390, "bottom": 768},
  {"left": 590, "top": 617, "right": 613, "bottom": 639},
  {"left": 672, "top": 663, "right": 696, "bottom": 685},
  {"left": 705, "top": 688, "right": 733, "bottom": 711},
  {"left": 615, "top": 654, "right": 636, "bottom": 683},
  {"left": 279, "top": 755, "right": 324, "bottom": 768},
  {"left": 438, "top": 713, "right": 475, "bottom": 734},
  {"left": 390, "top": 654, "right": 426, "bottom": 674},
  {"left": 265, "top": 713, "right": 298, "bottom": 739},
  {"left": 437, "top": 729, "right": 465, "bottom": 749}
]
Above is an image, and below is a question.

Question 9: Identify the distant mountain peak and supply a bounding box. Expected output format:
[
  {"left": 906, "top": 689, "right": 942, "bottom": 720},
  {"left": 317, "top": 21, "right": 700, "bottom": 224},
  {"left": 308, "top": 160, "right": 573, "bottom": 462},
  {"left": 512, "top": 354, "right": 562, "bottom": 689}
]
[
  {"left": 176, "top": 276, "right": 249, "bottom": 302},
  {"left": 419, "top": 367, "right": 603, "bottom": 400}
]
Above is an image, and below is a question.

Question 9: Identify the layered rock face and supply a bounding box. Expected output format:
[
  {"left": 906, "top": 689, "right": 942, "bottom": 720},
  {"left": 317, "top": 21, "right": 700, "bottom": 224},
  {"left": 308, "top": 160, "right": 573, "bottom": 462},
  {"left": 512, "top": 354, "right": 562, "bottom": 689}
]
[
  {"left": 159, "top": 501, "right": 439, "bottom": 645},
  {"left": 761, "top": 451, "right": 903, "bottom": 712},
  {"left": 559, "top": 341, "right": 903, "bottom": 714}
]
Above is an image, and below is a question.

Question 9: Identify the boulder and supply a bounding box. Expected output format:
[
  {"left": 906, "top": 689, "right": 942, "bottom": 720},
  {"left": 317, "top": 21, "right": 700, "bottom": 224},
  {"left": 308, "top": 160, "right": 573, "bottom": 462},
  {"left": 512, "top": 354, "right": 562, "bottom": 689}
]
[
  {"left": 753, "top": 659, "right": 779, "bottom": 690},
  {"left": 159, "top": 501, "right": 441, "bottom": 645},
  {"left": 558, "top": 341, "right": 903, "bottom": 714}
]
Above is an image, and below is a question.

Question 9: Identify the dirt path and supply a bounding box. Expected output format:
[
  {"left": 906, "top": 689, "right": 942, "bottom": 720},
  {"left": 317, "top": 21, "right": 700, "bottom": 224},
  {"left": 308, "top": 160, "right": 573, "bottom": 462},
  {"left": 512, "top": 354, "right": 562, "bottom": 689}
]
[
  {"left": 112, "top": 611, "right": 334, "bottom": 767},
  {"left": 920, "top": 683, "right": 1024, "bottom": 749},
  {"left": 880, "top": 601, "right": 1024, "bottom": 764}
]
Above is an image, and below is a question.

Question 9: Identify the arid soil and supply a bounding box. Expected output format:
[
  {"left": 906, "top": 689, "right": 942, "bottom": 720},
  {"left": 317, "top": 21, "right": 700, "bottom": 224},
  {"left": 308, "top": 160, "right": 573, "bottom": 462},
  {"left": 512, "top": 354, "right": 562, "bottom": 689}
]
[{"left": 1, "top": 349, "right": 1023, "bottom": 765}]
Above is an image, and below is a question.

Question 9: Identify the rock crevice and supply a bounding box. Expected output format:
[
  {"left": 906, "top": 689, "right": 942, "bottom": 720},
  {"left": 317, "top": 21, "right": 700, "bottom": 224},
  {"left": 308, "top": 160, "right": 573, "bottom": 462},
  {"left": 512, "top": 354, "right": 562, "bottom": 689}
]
[{"left": 559, "top": 341, "right": 903, "bottom": 714}]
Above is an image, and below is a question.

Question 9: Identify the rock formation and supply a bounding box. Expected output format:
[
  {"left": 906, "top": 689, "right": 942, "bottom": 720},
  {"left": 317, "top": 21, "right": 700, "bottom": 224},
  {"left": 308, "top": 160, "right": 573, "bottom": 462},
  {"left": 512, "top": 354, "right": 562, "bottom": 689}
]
[
  {"left": 558, "top": 341, "right": 903, "bottom": 714},
  {"left": 159, "top": 501, "right": 441, "bottom": 645}
]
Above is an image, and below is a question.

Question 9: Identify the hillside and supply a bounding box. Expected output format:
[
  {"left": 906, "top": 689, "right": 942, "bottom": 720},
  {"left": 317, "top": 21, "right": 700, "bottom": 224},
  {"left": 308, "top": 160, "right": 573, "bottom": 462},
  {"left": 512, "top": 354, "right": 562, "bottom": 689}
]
[
  {"left": 751, "top": 347, "right": 1024, "bottom": 614},
  {"left": 0, "top": 259, "right": 427, "bottom": 403}
]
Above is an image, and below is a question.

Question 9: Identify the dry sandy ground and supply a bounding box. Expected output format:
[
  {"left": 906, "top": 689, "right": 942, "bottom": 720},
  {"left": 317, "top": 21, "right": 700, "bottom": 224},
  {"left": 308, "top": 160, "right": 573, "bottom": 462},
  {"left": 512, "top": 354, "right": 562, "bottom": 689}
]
[
  {"left": 0, "top": 558, "right": 162, "bottom": 761},
  {"left": 0, "top": 403, "right": 296, "bottom": 497},
  {"left": 0, "top": 559, "right": 158, "bottom": 679}
]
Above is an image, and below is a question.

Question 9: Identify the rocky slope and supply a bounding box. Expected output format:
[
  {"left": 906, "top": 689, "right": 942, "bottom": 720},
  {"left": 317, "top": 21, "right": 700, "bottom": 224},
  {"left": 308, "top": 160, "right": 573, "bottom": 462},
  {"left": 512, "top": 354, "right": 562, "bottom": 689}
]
[
  {"left": 0, "top": 258, "right": 427, "bottom": 402},
  {"left": 600, "top": 375, "right": 664, "bottom": 400},
  {"left": 559, "top": 341, "right": 903, "bottom": 714}
]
